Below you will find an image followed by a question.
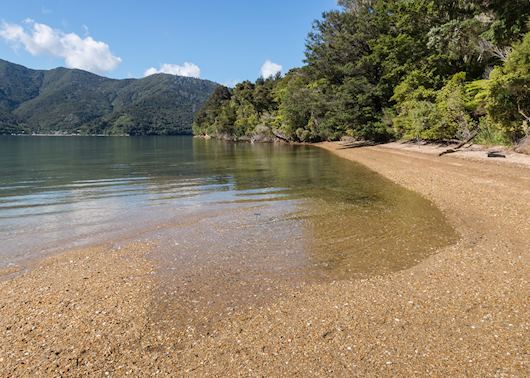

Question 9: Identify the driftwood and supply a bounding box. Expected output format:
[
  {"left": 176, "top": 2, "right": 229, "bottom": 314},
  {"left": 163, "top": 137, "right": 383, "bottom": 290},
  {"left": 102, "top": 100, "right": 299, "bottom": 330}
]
[
  {"left": 438, "top": 130, "right": 479, "bottom": 156},
  {"left": 487, "top": 151, "right": 506, "bottom": 158},
  {"left": 271, "top": 129, "right": 291, "bottom": 143}
]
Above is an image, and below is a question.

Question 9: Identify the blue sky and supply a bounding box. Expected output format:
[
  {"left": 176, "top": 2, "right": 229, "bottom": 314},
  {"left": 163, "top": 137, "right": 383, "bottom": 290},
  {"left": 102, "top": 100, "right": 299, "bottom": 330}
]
[{"left": 0, "top": 1, "right": 338, "bottom": 84}]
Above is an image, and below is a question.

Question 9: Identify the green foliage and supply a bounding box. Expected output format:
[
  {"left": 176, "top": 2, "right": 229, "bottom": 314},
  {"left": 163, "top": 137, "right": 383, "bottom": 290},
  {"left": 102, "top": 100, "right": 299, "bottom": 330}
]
[
  {"left": 234, "top": 101, "right": 259, "bottom": 136},
  {"left": 193, "top": 75, "right": 282, "bottom": 140},
  {"left": 393, "top": 99, "right": 439, "bottom": 141},
  {"left": 392, "top": 69, "right": 438, "bottom": 140},
  {"left": 0, "top": 59, "right": 217, "bottom": 135},
  {"left": 433, "top": 73, "right": 477, "bottom": 140},
  {"left": 464, "top": 79, "right": 489, "bottom": 114},
  {"left": 193, "top": 86, "right": 232, "bottom": 136},
  {"left": 393, "top": 73, "right": 478, "bottom": 141},
  {"left": 194, "top": 2, "right": 530, "bottom": 146},
  {"left": 482, "top": 0, "right": 530, "bottom": 47},
  {"left": 475, "top": 116, "right": 512, "bottom": 146},
  {"left": 485, "top": 31, "right": 530, "bottom": 141},
  {"left": 274, "top": 70, "right": 314, "bottom": 140}
]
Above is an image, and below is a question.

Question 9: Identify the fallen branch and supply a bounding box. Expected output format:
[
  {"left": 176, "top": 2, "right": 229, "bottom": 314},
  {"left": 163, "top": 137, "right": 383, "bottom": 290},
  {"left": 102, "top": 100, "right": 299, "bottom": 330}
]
[
  {"left": 438, "top": 130, "right": 479, "bottom": 156},
  {"left": 271, "top": 129, "right": 291, "bottom": 143}
]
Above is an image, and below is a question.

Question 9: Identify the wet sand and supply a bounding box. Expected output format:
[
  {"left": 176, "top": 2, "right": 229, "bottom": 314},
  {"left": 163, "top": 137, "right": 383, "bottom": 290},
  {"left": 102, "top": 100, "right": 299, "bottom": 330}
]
[{"left": 1, "top": 142, "right": 529, "bottom": 376}]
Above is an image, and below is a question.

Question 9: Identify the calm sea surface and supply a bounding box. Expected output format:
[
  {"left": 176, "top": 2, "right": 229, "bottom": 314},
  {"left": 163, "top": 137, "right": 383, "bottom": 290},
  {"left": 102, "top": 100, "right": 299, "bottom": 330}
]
[{"left": 0, "top": 136, "right": 456, "bottom": 278}]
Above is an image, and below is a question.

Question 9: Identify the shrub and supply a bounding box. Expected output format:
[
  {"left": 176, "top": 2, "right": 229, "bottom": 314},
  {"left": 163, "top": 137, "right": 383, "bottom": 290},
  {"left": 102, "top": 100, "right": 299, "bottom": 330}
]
[{"left": 486, "top": 31, "right": 530, "bottom": 142}]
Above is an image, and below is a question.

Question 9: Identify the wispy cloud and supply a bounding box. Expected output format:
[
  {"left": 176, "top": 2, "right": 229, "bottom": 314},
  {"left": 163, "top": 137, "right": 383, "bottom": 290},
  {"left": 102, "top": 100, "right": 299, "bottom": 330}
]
[
  {"left": 0, "top": 19, "right": 121, "bottom": 73},
  {"left": 144, "top": 63, "right": 201, "bottom": 78},
  {"left": 222, "top": 79, "right": 240, "bottom": 88},
  {"left": 260, "top": 60, "right": 282, "bottom": 78}
]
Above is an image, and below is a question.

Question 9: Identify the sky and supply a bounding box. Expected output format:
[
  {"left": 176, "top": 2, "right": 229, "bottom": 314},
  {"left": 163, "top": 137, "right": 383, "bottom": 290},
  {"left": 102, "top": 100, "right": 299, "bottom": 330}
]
[{"left": 0, "top": 0, "right": 338, "bottom": 85}]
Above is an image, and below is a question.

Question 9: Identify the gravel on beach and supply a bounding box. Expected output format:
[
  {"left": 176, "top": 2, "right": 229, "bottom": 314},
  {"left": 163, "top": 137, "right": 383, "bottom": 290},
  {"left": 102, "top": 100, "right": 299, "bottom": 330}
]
[{"left": 1, "top": 142, "right": 528, "bottom": 376}]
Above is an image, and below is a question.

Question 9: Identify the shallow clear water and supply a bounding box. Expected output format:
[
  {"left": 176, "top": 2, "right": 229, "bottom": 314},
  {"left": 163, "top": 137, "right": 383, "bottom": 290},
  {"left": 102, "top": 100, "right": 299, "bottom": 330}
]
[{"left": 0, "top": 135, "right": 456, "bottom": 278}]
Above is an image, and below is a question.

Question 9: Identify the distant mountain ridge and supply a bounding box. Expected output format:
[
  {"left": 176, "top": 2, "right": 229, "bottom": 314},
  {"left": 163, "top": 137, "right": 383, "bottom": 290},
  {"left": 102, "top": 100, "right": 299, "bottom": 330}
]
[{"left": 0, "top": 59, "right": 218, "bottom": 135}]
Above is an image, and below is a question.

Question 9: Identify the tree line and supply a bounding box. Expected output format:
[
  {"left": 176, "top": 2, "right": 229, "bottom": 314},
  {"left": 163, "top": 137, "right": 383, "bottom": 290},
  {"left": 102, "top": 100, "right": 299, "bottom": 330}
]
[{"left": 193, "top": 0, "right": 530, "bottom": 146}]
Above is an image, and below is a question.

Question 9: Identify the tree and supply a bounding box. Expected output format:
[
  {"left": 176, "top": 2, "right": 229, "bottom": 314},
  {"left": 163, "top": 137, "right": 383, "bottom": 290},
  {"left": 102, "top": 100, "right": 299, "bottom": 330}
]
[
  {"left": 192, "top": 2, "right": 530, "bottom": 147},
  {"left": 193, "top": 85, "right": 232, "bottom": 136},
  {"left": 486, "top": 30, "right": 530, "bottom": 141}
]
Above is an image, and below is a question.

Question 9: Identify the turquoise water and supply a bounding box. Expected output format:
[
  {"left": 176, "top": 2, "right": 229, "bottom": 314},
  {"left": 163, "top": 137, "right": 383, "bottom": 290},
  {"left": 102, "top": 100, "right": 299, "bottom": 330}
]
[{"left": 0, "top": 136, "right": 456, "bottom": 277}]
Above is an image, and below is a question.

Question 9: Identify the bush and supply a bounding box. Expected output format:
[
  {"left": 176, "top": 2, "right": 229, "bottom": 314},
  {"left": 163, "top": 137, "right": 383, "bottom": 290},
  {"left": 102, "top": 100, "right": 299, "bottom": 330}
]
[
  {"left": 486, "top": 31, "right": 530, "bottom": 142},
  {"left": 474, "top": 117, "right": 512, "bottom": 146},
  {"left": 393, "top": 73, "right": 476, "bottom": 141}
]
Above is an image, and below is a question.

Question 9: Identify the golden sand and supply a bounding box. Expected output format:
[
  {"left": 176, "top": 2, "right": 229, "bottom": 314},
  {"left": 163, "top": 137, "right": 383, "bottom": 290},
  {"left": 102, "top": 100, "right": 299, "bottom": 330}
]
[{"left": 1, "top": 142, "right": 528, "bottom": 376}]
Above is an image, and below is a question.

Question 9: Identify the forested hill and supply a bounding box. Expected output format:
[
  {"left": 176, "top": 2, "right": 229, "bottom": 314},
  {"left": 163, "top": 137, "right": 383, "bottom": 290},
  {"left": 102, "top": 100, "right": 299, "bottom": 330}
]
[
  {"left": 0, "top": 59, "right": 218, "bottom": 135},
  {"left": 194, "top": 0, "right": 530, "bottom": 147}
]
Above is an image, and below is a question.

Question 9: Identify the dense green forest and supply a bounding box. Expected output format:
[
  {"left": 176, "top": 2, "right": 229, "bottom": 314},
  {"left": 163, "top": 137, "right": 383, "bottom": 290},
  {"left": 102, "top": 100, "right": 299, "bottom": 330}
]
[
  {"left": 0, "top": 59, "right": 217, "bottom": 135},
  {"left": 194, "top": 0, "right": 530, "bottom": 147}
]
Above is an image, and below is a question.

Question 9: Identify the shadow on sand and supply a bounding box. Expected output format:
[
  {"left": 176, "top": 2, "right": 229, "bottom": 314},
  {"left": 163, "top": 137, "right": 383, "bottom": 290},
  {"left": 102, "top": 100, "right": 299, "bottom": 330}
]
[{"left": 336, "top": 140, "right": 378, "bottom": 150}]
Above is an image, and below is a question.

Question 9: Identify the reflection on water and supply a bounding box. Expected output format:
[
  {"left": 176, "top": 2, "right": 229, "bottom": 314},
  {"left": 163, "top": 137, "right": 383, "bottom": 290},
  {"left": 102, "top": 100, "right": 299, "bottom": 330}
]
[{"left": 0, "top": 136, "right": 456, "bottom": 280}]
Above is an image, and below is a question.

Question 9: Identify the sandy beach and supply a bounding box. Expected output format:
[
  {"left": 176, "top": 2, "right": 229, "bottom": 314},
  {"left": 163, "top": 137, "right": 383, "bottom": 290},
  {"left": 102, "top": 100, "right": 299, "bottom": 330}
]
[{"left": 1, "top": 141, "right": 529, "bottom": 376}]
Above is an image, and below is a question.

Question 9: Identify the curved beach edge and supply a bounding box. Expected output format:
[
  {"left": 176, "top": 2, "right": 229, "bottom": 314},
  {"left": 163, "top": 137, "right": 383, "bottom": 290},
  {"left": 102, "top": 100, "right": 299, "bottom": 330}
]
[{"left": 1, "top": 142, "right": 528, "bottom": 376}]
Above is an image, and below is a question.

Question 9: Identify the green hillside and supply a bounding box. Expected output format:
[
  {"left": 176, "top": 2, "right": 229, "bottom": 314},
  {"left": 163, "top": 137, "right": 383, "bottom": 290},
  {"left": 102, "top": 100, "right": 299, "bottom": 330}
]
[{"left": 0, "top": 59, "right": 218, "bottom": 135}]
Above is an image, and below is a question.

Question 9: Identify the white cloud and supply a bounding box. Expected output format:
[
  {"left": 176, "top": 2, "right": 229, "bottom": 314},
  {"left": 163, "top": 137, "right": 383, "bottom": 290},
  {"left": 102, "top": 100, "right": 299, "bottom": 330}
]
[
  {"left": 144, "top": 63, "right": 201, "bottom": 78},
  {"left": 260, "top": 60, "right": 282, "bottom": 79},
  {"left": 0, "top": 19, "right": 121, "bottom": 73}
]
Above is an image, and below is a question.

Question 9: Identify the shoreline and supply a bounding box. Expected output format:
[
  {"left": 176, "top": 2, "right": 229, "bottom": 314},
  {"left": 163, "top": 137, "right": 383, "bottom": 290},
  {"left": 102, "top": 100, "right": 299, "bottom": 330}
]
[
  {"left": 195, "top": 132, "right": 530, "bottom": 158},
  {"left": 6, "top": 130, "right": 530, "bottom": 163},
  {"left": 375, "top": 141, "right": 530, "bottom": 168},
  {"left": 1, "top": 141, "right": 528, "bottom": 375}
]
